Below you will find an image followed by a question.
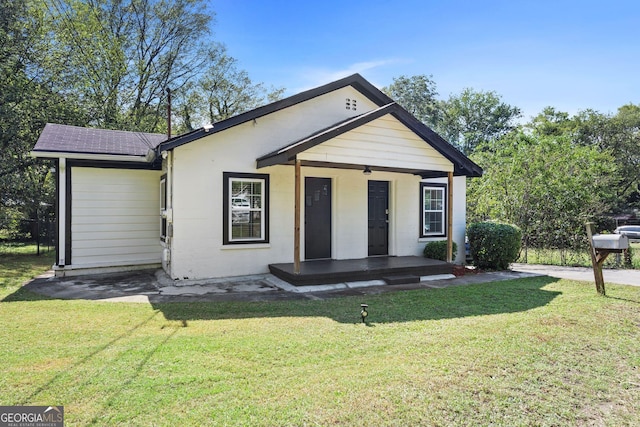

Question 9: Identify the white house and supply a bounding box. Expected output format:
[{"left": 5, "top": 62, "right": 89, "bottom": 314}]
[{"left": 32, "top": 74, "right": 482, "bottom": 283}]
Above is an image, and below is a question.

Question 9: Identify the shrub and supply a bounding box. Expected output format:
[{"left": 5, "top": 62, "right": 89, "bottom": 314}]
[
  {"left": 468, "top": 222, "right": 521, "bottom": 270},
  {"left": 423, "top": 240, "right": 458, "bottom": 261}
]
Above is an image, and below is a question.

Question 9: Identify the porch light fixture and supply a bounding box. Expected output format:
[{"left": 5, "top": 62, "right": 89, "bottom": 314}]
[
  {"left": 363, "top": 166, "right": 372, "bottom": 175},
  {"left": 360, "top": 303, "right": 369, "bottom": 323}
]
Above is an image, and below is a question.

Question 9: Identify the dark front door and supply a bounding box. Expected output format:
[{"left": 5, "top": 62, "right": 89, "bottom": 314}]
[
  {"left": 368, "top": 180, "right": 389, "bottom": 256},
  {"left": 305, "top": 177, "right": 331, "bottom": 259}
]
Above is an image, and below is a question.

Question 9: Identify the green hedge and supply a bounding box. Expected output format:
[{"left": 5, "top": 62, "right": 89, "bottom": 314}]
[
  {"left": 423, "top": 240, "right": 457, "bottom": 261},
  {"left": 468, "top": 222, "right": 521, "bottom": 270}
]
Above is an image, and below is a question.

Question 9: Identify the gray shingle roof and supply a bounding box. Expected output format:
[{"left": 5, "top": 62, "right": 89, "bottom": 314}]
[{"left": 33, "top": 123, "right": 166, "bottom": 157}]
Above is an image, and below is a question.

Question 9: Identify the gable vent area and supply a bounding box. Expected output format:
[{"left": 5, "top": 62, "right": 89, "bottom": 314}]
[{"left": 345, "top": 98, "right": 357, "bottom": 111}]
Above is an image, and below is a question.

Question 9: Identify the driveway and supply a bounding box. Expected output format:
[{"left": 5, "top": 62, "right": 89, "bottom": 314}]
[{"left": 510, "top": 263, "right": 640, "bottom": 287}]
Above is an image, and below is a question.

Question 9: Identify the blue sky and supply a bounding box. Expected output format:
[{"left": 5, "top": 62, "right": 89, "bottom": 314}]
[{"left": 212, "top": 0, "right": 638, "bottom": 120}]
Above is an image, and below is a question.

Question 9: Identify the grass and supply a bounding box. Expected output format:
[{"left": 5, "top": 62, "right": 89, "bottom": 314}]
[
  {"left": 1, "top": 245, "right": 640, "bottom": 425},
  {"left": 520, "top": 242, "right": 640, "bottom": 269},
  {"left": 0, "top": 243, "right": 55, "bottom": 290}
]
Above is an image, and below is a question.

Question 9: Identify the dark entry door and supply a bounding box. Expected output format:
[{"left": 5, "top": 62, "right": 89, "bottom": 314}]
[
  {"left": 305, "top": 177, "right": 331, "bottom": 259},
  {"left": 368, "top": 180, "right": 389, "bottom": 256}
]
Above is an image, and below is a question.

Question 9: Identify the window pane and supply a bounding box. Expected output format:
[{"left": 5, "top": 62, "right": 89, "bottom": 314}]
[
  {"left": 230, "top": 178, "right": 263, "bottom": 240},
  {"left": 421, "top": 185, "right": 445, "bottom": 236},
  {"left": 232, "top": 211, "right": 262, "bottom": 239},
  {"left": 160, "top": 179, "right": 166, "bottom": 210},
  {"left": 160, "top": 178, "right": 167, "bottom": 239},
  {"left": 427, "top": 212, "right": 443, "bottom": 233}
]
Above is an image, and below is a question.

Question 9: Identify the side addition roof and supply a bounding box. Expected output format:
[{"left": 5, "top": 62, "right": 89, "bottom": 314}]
[{"left": 32, "top": 123, "right": 166, "bottom": 161}]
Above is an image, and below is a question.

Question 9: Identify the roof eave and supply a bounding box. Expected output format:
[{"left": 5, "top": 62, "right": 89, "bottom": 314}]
[
  {"left": 159, "top": 73, "right": 395, "bottom": 152},
  {"left": 31, "top": 150, "right": 153, "bottom": 163},
  {"left": 257, "top": 103, "right": 484, "bottom": 178}
]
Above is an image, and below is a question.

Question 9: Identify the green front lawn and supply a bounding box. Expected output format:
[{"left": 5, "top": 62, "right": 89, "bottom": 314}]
[{"left": 1, "top": 247, "right": 640, "bottom": 425}]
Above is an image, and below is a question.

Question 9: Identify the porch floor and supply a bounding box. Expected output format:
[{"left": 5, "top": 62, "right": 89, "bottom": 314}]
[{"left": 269, "top": 256, "right": 453, "bottom": 286}]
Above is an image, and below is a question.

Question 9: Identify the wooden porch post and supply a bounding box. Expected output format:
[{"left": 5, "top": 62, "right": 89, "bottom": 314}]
[
  {"left": 447, "top": 171, "right": 454, "bottom": 263},
  {"left": 294, "top": 158, "right": 301, "bottom": 274}
]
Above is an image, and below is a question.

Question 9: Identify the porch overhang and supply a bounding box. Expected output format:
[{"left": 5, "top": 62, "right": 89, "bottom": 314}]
[
  {"left": 255, "top": 102, "right": 482, "bottom": 178},
  {"left": 258, "top": 158, "right": 445, "bottom": 177}
]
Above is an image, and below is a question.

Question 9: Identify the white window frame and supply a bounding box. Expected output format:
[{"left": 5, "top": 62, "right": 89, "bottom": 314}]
[{"left": 420, "top": 183, "right": 446, "bottom": 238}]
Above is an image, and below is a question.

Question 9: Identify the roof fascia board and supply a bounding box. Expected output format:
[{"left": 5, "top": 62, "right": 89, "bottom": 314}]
[
  {"left": 387, "top": 107, "right": 483, "bottom": 177},
  {"left": 66, "top": 158, "right": 161, "bottom": 171},
  {"left": 158, "top": 128, "right": 209, "bottom": 152},
  {"left": 31, "top": 150, "right": 151, "bottom": 163}
]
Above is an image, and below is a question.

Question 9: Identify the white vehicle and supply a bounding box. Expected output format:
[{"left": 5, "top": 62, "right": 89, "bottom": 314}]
[
  {"left": 231, "top": 197, "right": 250, "bottom": 208},
  {"left": 614, "top": 225, "right": 640, "bottom": 241},
  {"left": 231, "top": 197, "right": 250, "bottom": 224}
]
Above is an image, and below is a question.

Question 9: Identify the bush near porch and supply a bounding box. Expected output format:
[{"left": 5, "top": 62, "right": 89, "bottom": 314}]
[
  {"left": 422, "top": 240, "right": 457, "bottom": 261},
  {"left": 468, "top": 222, "right": 521, "bottom": 270}
]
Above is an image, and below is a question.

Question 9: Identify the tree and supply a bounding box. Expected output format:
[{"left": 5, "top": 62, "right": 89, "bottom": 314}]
[
  {"left": 526, "top": 106, "right": 576, "bottom": 137},
  {"left": 1, "top": 0, "right": 286, "bottom": 240},
  {"left": 0, "top": 0, "right": 86, "bottom": 238},
  {"left": 468, "top": 132, "right": 617, "bottom": 260},
  {"left": 572, "top": 105, "right": 640, "bottom": 210},
  {"left": 173, "top": 45, "right": 285, "bottom": 132},
  {"left": 382, "top": 75, "right": 441, "bottom": 129},
  {"left": 438, "top": 88, "right": 521, "bottom": 155},
  {"left": 42, "top": 0, "right": 213, "bottom": 132},
  {"left": 383, "top": 76, "right": 521, "bottom": 155}
]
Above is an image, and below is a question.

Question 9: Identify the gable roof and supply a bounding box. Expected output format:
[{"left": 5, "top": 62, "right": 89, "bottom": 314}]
[
  {"left": 257, "top": 102, "right": 483, "bottom": 178},
  {"left": 158, "top": 73, "right": 481, "bottom": 177},
  {"left": 33, "top": 123, "right": 165, "bottom": 160},
  {"left": 157, "top": 73, "right": 394, "bottom": 152},
  {"left": 30, "top": 74, "right": 482, "bottom": 177}
]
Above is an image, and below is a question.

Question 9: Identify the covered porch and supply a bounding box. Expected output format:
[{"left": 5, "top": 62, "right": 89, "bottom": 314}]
[
  {"left": 269, "top": 256, "right": 453, "bottom": 286},
  {"left": 256, "top": 103, "right": 479, "bottom": 278}
]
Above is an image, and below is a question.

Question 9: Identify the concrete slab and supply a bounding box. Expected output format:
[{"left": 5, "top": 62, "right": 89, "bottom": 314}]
[{"left": 22, "top": 265, "right": 637, "bottom": 304}]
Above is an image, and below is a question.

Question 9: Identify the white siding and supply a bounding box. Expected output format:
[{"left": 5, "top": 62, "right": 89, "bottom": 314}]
[
  {"left": 298, "top": 115, "right": 454, "bottom": 172},
  {"left": 166, "top": 84, "right": 468, "bottom": 280},
  {"left": 419, "top": 176, "right": 467, "bottom": 263},
  {"left": 71, "top": 167, "right": 162, "bottom": 267},
  {"left": 169, "top": 161, "right": 468, "bottom": 279}
]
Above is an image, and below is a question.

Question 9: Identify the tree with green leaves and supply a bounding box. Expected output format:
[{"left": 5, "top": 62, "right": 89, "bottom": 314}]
[
  {"left": 468, "top": 132, "right": 617, "bottom": 259},
  {"left": 438, "top": 88, "right": 521, "bottom": 155},
  {"left": 572, "top": 105, "right": 640, "bottom": 210},
  {"left": 382, "top": 75, "right": 441, "bottom": 129},
  {"left": 2, "top": 0, "right": 284, "bottom": 240},
  {"left": 383, "top": 76, "right": 521, "bottom": 155},
  {"left": 42, "top": 0, "right": 213, "bottom": 132},
  {"left": 526, "top": 106, "right": 577, "bottom": 137},
  {"left": 173, "top": 45, "right": 285, "bottom": 132},
  {"left": 0, "top": 0, "right": 86, "bottom": 239}
]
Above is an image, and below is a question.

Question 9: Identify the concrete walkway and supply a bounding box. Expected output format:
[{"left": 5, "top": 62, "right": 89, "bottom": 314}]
[
  {"left": 21, "top": 264, "right": 639, "bottom": 303},
  {"left": 510, "top": 263, "right": 640, "bottom": 287},
  {"left": 23, "top": 268, "right": 536, "bottom": 303}
]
